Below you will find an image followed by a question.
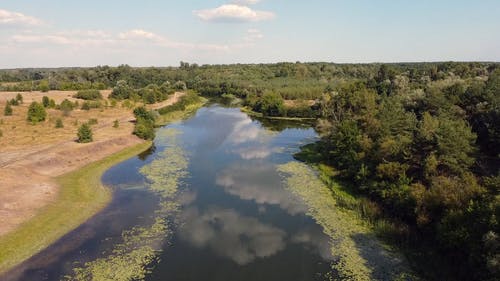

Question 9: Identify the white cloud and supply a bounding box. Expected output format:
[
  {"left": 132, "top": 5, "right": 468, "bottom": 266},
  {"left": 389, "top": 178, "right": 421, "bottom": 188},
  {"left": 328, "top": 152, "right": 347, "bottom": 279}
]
[
  {"left": 231, "top": 0, "right": 262, "bottom": 5},
  {"left": 194, "top": 4, "right": 275, "bottom": 23},
  {"left": 0, "top": 9, "right": 42, "bottom": 26},
  {"left": 118, "top": 29, "right": 163, "bottom": 41},
  {"left": 11, "top": 30, "right": 116, "bottom": 46},
  {"left": 244, "top": 28, "right": 264, "bottom": 42}
]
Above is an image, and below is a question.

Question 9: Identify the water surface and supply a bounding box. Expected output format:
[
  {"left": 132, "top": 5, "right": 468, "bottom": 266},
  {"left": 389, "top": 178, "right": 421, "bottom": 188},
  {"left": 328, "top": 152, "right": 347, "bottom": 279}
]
[{"left": 5, "top": 105, "right": 334, "bottom": 281}]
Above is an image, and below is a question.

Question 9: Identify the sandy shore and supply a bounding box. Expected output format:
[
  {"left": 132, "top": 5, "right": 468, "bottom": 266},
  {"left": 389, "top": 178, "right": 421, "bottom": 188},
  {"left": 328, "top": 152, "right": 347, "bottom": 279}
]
[{"left": 0, "top": 91, "right": 182, "bottom": 237}]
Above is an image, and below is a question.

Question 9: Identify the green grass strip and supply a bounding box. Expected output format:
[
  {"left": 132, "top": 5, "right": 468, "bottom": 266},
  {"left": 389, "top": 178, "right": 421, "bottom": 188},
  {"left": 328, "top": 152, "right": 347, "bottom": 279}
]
[{"left": 0, "top": 141, "right": 152, "bottom": 274}]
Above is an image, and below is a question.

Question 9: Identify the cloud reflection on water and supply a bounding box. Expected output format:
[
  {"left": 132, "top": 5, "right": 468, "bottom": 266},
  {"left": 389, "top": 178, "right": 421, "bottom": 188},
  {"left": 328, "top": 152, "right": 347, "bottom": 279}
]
[
  {"left": 216, "top": 162, "right": 308, "bottom": 215},
  {"left": 178, "top": 206, "right": 286, "bottom": 265}
]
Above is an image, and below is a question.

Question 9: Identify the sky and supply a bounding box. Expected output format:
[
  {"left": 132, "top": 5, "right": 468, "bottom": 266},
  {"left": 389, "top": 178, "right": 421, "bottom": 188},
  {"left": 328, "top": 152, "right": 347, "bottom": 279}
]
[{"left": 0, "top": 0, "right": 499, "bottom": 68}]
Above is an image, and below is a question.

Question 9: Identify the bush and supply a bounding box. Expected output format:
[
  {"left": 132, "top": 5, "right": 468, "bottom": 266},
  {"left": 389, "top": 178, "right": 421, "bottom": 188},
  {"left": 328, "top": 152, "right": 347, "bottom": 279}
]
[
  {"left": 16, "top": 93, "right": 23, "bottom": 104},
  {"left": 77, "top": 123, "right": 93, "bottom": 143},
  {"left": 4, "top": 103, "right": 13, "bottom": 116},
  {"left": 81, "top": 101, "right": 102, "bottom": 110},
  {"left": 74, "top": 89, "right": 102, "bottom": 100},
  {"left": 88, "top": 118, "right": 98, "bottom": 125},
  {"left": 55, "top": 118, "right": 64, "bottom": 128},
  {"left": 133, "top": 106, "right": 155, "bottom": 122},
  {"left": 27, "top": 102, "right": 47, "bottom": 123},
  {"left": 254, "top": 92, "right": 285, "bottom": 117},
  {"left": 0, "top": 129, "right": 2, "bottom": 138},
  {"left": 59, "top": 99, "right": 75, "bottom": 116},
  {"left": 133, "top": 106, "right": 156, "bottom": 140},
  {"left": 9, "top": 98, "right": 19, "bottom": 106},
  {"left": 38, "top": 80, "right": 49, "bottom": 92},
  {"left": 113, "top": 119, "right": 119, "bottom": 128},
  {"left": 42, "top": 96, "right": 50, "bottom": 108},
  {"left": 133, "top": 118, "right": 155, "bottom": 140}
]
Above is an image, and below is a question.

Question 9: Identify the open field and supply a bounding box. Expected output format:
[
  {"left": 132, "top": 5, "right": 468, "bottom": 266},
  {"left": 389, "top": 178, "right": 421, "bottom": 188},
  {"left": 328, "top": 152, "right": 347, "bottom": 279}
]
[{"left": 0, "top": 91, "right": 182, "bottom": 231}]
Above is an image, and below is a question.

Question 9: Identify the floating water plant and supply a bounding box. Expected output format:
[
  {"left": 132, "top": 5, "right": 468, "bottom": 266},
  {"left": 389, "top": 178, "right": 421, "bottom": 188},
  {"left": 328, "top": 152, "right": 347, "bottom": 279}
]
[
  {"left": 67, "top": 129, "right": 188, "bottom": 281},
  {"left": 277, "top": 162, "right": 415, "bottom": 281}
]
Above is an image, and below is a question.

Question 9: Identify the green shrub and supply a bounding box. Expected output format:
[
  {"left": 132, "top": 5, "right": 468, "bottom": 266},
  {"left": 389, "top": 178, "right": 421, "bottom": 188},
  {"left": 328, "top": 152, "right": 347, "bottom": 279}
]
[
  {"left": 27, "top": 102, "right": 47, "bottom": 123},
  {"left": 59, "top": 99, "right": 75, "bottom": 116},
  {"left": 74, "top": 89, "right": 102, "bottom": 100},
  {"left": 77, "top": 123, "right": 93, "bottom": 143},
  {"left": 113, "top": 120, "right": 119, "bottom": 128},
  {"left": 81, "top": 101, "right": 102, "bottom": 110},
  {"left": 81, "top": 102, "right": 90, "bottom": 110},
  {"left": 0, "top": 129, "right": 3, "bottom": 138},
  {"left": 38, "top": 80, "right": 49, "bottom": 92},
  {"left": 42, "top": 96, "right": 50, "bottom": 108},
  {"left": 133, "top": 118, "right": 155, "bottom": 140},
  {"left": 133, "top": 106, "right": 156, "bottom": 140},
  {"left": 9, "top": 98, "right": 19, "bottom": 106},
  {"left": 4, "top": 103, "right": 13, "bottom": 116},
  {"left": 88, "top": 118, "right": 98, "bottom": 125},
  {"left": 55, "top": 118, "right": 64, "bottom": 128},
  {"left": 15, "top": 93, "right": 23, "bottom": 104}
]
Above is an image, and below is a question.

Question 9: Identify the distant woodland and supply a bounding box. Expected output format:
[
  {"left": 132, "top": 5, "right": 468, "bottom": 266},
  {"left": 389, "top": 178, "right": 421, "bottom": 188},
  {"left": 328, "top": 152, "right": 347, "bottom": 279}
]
[{"left": 1, "top": 61, "right": 499, "bottom": 280}]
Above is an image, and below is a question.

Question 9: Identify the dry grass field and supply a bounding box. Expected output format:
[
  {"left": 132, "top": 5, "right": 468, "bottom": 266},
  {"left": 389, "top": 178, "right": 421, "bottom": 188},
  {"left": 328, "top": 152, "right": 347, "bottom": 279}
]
[{"left": 0, "top": 90, "right": 182, "bottom": 237}]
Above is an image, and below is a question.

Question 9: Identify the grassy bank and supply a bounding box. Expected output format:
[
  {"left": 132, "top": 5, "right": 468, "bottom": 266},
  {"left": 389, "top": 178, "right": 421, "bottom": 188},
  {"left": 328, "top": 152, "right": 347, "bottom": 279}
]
[
  {"left": 0, "top": 141, "right": 152, "bottom": 274},
  {"left": 155, "top": 96, "right": 207, "bottom": 126}
]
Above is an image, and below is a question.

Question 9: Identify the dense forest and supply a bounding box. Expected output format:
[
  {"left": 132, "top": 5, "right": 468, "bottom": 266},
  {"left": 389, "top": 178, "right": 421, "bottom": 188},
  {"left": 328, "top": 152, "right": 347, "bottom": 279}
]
[{"left": 1, "top": 61, "right": 498, "bottom": 280}]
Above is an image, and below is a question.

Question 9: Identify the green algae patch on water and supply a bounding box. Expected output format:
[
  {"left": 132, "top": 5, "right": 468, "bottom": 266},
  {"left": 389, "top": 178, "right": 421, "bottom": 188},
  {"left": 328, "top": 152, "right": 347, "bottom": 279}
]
[
  {"left": 277, "top": 162, "right": 415, "bottom": 281},
  {"left": 67, "top": 129, "right": 188, "bottom": 281}
]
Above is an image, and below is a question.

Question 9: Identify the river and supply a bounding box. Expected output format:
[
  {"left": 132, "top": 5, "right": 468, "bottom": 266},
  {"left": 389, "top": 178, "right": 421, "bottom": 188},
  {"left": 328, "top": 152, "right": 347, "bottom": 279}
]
[{"left": 5, "top": 105, "right": 340, "bottom": 281}]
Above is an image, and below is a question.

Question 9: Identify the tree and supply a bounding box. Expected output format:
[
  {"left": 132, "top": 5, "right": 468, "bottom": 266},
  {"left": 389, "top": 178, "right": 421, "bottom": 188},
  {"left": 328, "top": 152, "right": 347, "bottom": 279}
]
[
  {"left": 113, "top": 120, "right": 119, "bottom": 128},
  {"left": 4, "top": 103, "right": 12, "bottom": 116},
  {"left": 42, "top": 96, "right": 50, "bottom": 107},
  {"left": 133, "top": 106, "right": 156, "bottom": 140},
  {"left": 257, "top": 92, "right": 285, "bottom": 117},
  {"left": 27, "top": 102, "right": 46, "bottom": 123},
  {"left": 110, "top": 80, "right": 132, "bottom": 100},
  {"left": 77, "top": 123, "right": 93, "bottom": 143}
]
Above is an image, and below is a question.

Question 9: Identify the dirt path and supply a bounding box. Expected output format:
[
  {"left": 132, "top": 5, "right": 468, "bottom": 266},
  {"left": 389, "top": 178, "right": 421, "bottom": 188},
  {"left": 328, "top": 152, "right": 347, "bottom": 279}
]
[{"left": 0, "top": 91, "right": 183, "bottom": 237}]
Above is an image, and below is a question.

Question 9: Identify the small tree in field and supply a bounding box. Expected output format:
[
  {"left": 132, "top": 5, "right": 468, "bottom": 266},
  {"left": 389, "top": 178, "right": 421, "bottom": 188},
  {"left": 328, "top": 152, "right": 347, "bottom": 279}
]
[
  {"left": 113, "top": 119, "right": 119, "bottom": 128},
  {"left": 4, "top": 103, "right": 13, "bottom": 116},
  {"left": 77, "top": 123, "right": 93, "bottom": 143},
  {"left": 27, "top": 102, "right": 47, "bottom": 123},
  {"left": 15, "top": 93, "right": 23, "bottom": 104},
  {"left": 42, "top": 96, "right": 50, "bottom": 108}
]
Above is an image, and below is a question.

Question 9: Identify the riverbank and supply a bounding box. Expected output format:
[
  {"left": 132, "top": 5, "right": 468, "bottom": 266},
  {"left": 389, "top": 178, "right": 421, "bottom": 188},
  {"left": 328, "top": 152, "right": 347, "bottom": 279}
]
[
  {"left": 0, "top": 141, "right": 153, "bottom": 273},
  {"left": 0, "top": 91, "right": 188, "bottom": 274}
]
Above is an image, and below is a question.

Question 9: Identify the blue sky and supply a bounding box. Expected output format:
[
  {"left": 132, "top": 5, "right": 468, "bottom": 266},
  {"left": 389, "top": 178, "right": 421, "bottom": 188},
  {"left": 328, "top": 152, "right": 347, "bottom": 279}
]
[{"left": 0, "top": 0, "right": 499, "bottom": 68}]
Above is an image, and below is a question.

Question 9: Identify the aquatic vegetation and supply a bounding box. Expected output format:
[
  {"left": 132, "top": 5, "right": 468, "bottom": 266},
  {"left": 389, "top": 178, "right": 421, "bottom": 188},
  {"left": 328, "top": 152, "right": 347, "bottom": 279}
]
[
  {"left": 67, "top": 129, "right": 188, "bottom": 281},
  {"left": 277, "top": 162, "right": 414, "bottom": 281}
]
